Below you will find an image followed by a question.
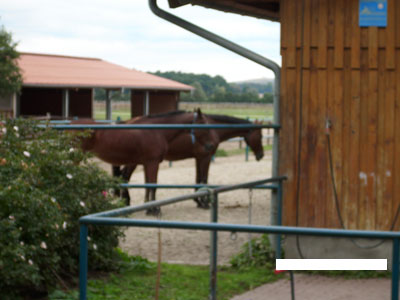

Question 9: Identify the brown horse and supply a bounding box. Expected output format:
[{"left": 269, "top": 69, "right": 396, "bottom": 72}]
[
  {"left": 115, "top": 114, "right": 264, "bottom": 208},
  {"left": 72, "top": 109, "right": 218, "bottom": 214}
]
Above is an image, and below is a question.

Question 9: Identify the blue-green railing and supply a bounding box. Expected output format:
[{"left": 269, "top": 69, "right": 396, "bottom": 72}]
[
  {"left": 79, "top": 177, "right": 285, "bottom": 300},
  {"left": 79, "top": 176, "right": 400, "bottom": 300}
]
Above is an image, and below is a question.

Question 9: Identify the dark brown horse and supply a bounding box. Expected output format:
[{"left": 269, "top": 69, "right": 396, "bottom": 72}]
[
  {"left": 72, "top": 110, "right": 218, "bottom": 214},
  {"left": 115, "top": 114, "right": 264, "bottom": 208}
]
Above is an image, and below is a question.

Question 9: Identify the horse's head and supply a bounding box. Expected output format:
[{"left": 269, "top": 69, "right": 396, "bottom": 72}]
[
  {"left": 68, "top": 119, "right": 97, "bottom": 152},
  {"left": 191, "top": 108, "right": 219, "bottom": 154},
  {"left": 244, "top": 120, "right": 264, "bottom": 161}
]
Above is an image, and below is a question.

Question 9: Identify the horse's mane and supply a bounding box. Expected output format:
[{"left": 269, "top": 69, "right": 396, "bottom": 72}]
[
  {"left": 144, "top": 110, "right": 187, "bottom": 119},
  {"left": 206, "top": 114, "right": 251, "bottom": 124}
]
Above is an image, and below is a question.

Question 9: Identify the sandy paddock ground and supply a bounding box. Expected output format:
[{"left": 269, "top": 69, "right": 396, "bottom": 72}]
[{"left": 95, "top": 145, "right": 273, "bottom": 266}]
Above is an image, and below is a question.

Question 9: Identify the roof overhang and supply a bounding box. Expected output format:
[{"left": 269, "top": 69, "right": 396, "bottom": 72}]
[
  {"left": 18, "top": 52, "right": 194, "bottom": 92},
  {"left": 168, "top": 0, "right": 280, "bottom": 22}
]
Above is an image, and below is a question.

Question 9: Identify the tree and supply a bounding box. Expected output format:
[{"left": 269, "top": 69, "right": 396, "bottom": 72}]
[
  {"left": 0, "top": 26, "right": 22, "bottom": 97},
  {"left": 191, "top": 81, "right": 207, "bottom": 102}
]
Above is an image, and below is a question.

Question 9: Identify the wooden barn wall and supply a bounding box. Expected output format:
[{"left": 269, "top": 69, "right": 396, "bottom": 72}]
[
  {"left": 131, "top": 90, "right": 179, "bottom": 117},
  {"left": 20, "top": 87, "right": 63, "bottom": 117},
  {"left": 280, "top": 0, "right": 400, "bottom": 231},
  {"left": 69, "top": 89, "right": 92, "bottom": 119}
]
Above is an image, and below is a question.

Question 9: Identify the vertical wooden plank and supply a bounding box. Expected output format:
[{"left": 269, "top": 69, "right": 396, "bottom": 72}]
[
  {"left": 350, "top": 0, "right": 360, "bottom": 69},
  {"left": 327, "top": 0, "right": 336, "bottom": 47},
  {"left": 358, "top": 49, "right": 369, "bottom": 230},
  {"left": 306, "top": 48, "right": 319, "bottom": 227},
  {"left": 331, "top": 61, "right": 344, "bottom": 228},
  {"left": 375, "top": 50, "right": 388, "bottom": 230},
  {"left": 286, "top": 0, "right": 297, "bottom": 68},
  {"left": 386, "top": 0, "right": 396, "bottom": 69},
  {"left": 325, "top": 48, "right": 336, "bottom": 228},
  {"left": 365, "top": 69, "right": 378, "bottom": 230},
  {"left": 396, "top": 0, "right": 400, "bottom": 48},
  {"left": 295, "top": 0, "right": 302, "bottom": 49},
  {"left": 334, "top": 0, "right": 344, "bottom": 68},
  {"left": 341, "top": 49, "right": 352, "bottom": 229},
  {"left": 315, "top": 67, "right": 327, "bottom": 228},
  {"left": 394, "top": 50, "right": 400, "bottom": 230},
  {"left": 280, "top": 0, "right": 288, "bottom": 50},
  {"left": 348, "top": 68, "right": 361, "bottom": 230},
  {"left": 343, "top": 0, "right": 353, "bottom": 48},
  {"left": 317, "top": 0, "right": 328, "bottom": 69},
  {"left": 298, "top": 68, "right": 310, "bottom": 227},
  {"left": 310, "top": 0, "right": 319, "bottom": 48},
  {"left": 368, "top": 27, "right": 378, "bottom": 69},
  {"left": 302, "top": 0, "right": 311, "bottom": 69},
  {"left": 382, "top": 70, "right": 395, "bottom": 230},
  {"left": 281, "top": 54, "right": 299, "bottom": 226}
]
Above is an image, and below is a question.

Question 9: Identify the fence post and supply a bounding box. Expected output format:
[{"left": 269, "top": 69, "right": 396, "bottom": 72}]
[
  {"left": 79, "top": 224, "right": 88, "bottom": 300},
  {"left": 392, "top": 238, "right": 400, "bottom": 300},
  {"left": 210, "top": 192, "right": 218, "bottom": 300},
  {"left": 275, "top": 181, "right": 283, "bottom": 259}
]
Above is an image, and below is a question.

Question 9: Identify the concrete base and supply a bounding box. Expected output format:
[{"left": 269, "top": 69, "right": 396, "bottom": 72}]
[{"left": 283, "top": 235, "right": 393, "bottom": 269}]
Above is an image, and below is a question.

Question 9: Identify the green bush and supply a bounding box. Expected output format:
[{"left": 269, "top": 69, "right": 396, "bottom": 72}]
[
  {"left": 230, "top": 234, "right": 279, "bottom": 270},
  {"left": 0, "top": 119, "right": 124, "bottom": 298}
]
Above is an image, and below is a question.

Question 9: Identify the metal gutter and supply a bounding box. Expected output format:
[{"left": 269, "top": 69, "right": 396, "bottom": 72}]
[{"left": 148, "top": 0, "right": 282, "bottom": 245}]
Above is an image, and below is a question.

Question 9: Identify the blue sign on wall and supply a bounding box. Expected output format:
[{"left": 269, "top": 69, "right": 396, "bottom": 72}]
[{"left": 359, "top": 0, "right": 387, "bottom": 27}]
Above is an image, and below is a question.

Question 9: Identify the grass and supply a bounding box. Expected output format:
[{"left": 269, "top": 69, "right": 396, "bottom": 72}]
[
  {"left": 93, "top": 102, "right": 274, "bottom": 121},
  {"left": 49, "top": 255, "right": 282, "bottom": 300}
]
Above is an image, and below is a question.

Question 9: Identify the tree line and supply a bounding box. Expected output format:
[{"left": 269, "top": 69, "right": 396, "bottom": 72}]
[{"left": 151, "top": 71, "right": 273, "bottom": 104}]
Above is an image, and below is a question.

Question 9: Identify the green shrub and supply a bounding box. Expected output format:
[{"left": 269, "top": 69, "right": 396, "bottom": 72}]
[
  {"left": 0, "top": 119, "right": 124, "bottom": 298},
  {"left": 230, "top": 234, "right": 279, "bottom": 270}
]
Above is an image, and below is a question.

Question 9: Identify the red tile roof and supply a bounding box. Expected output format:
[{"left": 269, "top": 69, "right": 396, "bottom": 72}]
[{"left": 17, "top": 52, "right": 193, "bottom": 91}]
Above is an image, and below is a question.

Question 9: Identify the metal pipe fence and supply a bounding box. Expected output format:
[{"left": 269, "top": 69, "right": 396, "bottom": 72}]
[
  {"left": 79, "top": 175, "right": 400, "bottom": 300},
  {"left": 79, "top": 177, "right": 285, "bottom": 300}
]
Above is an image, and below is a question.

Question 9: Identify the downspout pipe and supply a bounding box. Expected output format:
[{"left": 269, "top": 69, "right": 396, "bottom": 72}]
[{"left": 149, "top": 0, "right": 282, "bottom": 247}]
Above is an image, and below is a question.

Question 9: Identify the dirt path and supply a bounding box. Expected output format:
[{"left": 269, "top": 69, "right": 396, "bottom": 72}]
[{"left": 93, "top": 149, "right": 273, "bottom": 265}]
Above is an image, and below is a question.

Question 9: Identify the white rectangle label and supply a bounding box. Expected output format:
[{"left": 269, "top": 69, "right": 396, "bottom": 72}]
[{"left": 276, "top": 259, "right": 387, "bottom": 271}]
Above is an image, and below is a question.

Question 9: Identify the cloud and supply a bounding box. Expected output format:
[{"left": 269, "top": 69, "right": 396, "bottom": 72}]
[{"left": 1, "top": 0, "right": 280, "bottom": 82}]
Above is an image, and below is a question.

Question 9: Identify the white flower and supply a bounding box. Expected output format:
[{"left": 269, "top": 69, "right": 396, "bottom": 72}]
[
  {"left": 51, "top": 197, "right": 56, "bottom": 203},
  {"left": 66, "top": 173, "right": 73, "bottom": 179},
  {"left": 40, "top": 241, "right": 47, "bottom": 249},
  {"left": 20, "top": 255, "right": 25, "bottom": 261},
  {"left": 79, "top": 201, "right": 85, "bottom": 207},
  {"left": 8, "top": 215, "right": 15, "bottom": 220},
  {"left": 23, "top": 151, "right": 30, "bottom": 158},
  {"left": 69, "top": 148, "right": 75, "bottom": 153},
  {"left": 13, "top": 126, "right": 19, "bottom": 132},
  {"left": 28, "top": 259, "right": 33, "bottom": 265},
  {"left": 93, "top": 244, "right": 97, "bottom": 250},
  {"left": 87, "top": 236, "right": 91, "bottom": 241},
  {"left": 1, "top": 127, "right": 6, "bottom": 134},
  {"left": 63, "top": 221, "right": 67, "bottom": 229},
  {"left": 20, "top": 241, "right": 24, "bottom": 246}
]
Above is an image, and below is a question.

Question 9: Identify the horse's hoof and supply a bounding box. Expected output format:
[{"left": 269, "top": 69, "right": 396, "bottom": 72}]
[
  {"left": 146, "top": 207, "right": 161, "bottom": 216},
  {"left": 196, "top": 201, "right": 210, "bottom": 209}
]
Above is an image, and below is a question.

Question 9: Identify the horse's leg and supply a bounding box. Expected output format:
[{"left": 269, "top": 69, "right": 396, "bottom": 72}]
[
  {"left": 121, "top": 164, "right": 137, "bottom": 206},
  {"left": 193, "top": 158, "right": 203, "bottom": 207},
  {"left": 196, "top": 156, "right": 213, "bottom": 209},
  {"left": 144, "top": 162, "right": 160, "bottom": 216},
  {"left": 112, "top": 165, "right": 122, "bottom": 197}
]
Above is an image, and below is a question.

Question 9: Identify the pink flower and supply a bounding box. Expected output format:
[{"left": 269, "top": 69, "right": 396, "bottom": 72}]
[{"left": 102, "top": 191, "right": 108, "bottom": 197}]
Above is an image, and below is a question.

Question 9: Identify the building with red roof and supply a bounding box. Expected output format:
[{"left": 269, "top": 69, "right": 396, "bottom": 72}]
[{"left": 0, "top": 52, "right": 193, "bottom": 119}]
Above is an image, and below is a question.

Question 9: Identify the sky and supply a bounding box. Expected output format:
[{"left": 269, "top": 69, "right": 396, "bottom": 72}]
[{"left": 0, "top": 0, "right": 281, "bottom": 82}]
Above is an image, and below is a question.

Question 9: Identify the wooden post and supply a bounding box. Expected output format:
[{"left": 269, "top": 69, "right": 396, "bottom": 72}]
[
  {"left": 106, "top": 89, "right": 112, "bottom": 120},
  {"left": 62, "top": 89, "right": 69, "bottom": 119},
  {"left": 143, "top": 91, "right": 150, "bottom": 116}
]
